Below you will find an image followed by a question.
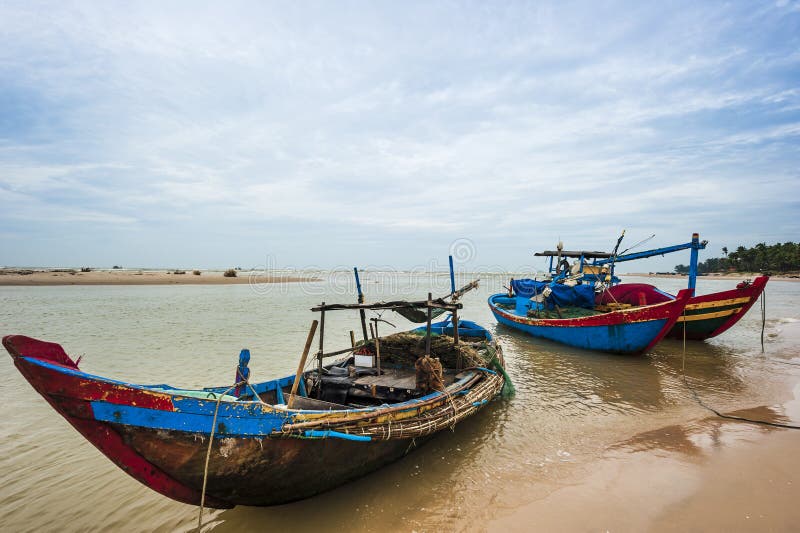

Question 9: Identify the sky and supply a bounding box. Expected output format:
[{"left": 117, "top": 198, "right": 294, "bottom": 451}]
[{"left": 1, "top": 1, "right": 798, "bottom": 273}]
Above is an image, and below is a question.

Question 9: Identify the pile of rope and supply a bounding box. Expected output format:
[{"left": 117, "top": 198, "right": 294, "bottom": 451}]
[{"left": 415, "top": 355, "right": 444, "bottom": 393}]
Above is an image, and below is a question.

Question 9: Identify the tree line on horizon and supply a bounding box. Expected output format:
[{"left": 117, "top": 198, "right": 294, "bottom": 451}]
[{"left": 674, "top": 242, "right": 799, "bottom": 275}]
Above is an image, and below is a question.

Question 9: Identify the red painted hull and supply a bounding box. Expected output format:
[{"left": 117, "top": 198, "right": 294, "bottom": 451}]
[
  {"left": 666, "top": 275, "right": 769, "bottom": 340},
  {"left": 5, "top": 336, "right": 232, "bottom": 508}
]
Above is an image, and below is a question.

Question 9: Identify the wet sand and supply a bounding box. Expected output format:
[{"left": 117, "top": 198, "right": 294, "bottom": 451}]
[
  {"left": 0, "top": 269, "right": 319, "bottom": 285},
  {"left": 490, "top": 423, "right": 800, "bottom": 532},
  {"left": 488, "top": 347, "right": 800, "bottom": 533}
]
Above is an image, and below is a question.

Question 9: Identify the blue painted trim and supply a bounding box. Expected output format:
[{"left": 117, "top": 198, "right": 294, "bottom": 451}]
[
  {"left": 91, "top": 401, "right": 286, "bottom": 436},
  {"left": 488, "top": 293, "right": 668, "bottom": 354},
  {"left": 304, "top": 430, "right": 371, "bottom": 442},
  {"left": 688, "top": 233, "right": 699, "bottom": 295},
  {"left": 411, "top": 318, "right": 491, "bottom": 340},
  {"left": 449, "top": 255, "right": 456, "bottom": 295},
  {"left": 353, "top": 267, "right": 363, "bottom": 298}
]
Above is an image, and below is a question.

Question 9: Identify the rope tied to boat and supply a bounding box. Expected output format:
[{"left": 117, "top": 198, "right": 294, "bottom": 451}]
[
  {"left": 761, "top": 290, "right": 766, "bottom": 352},
  {"left": 197, "top": 379, "right": 250, "bottom": 532}
]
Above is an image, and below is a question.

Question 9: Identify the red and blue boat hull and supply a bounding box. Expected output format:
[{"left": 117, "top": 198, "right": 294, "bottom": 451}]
[
  {"left": 667, "top": 276, "right": 769, "bottom": 340},
  {"left": 4, "top": 330, "right": 503, "bottom": 508},
  {"left": 488, "top": 289, "right": 691, "bottom": 355}
]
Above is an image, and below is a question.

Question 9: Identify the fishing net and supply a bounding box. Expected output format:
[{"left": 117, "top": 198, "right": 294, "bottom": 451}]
[
  {"left": 363, "top": 331, "right": 486, "bottom": 369},
  {"left": 392, "top": 306, "right": 448, "bottom": 323},
  {"left": 526, "top": 307, "right": 602, "bottom": 319}
]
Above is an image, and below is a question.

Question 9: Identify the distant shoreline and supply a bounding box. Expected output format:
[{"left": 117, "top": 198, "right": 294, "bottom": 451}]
[
  {"left": 626, "top": 272, "right": 800, "bottom": 282},
  {"left": 0, "top": 269, "right": 320, "bottom": 286}
]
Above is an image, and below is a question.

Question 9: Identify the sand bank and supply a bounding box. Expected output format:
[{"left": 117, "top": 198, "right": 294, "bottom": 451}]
[{"left": 0, "top": 269, "right": 319, "bottom": 286}]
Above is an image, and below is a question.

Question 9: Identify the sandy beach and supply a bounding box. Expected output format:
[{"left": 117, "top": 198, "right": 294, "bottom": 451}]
[
  {"left": 0, "top": 269, "right": 319, "bottom": 286},
  {"left": 490, "top": 426, "right": 800, "bottom": 532},
  {"left": 487, "top": 317, "right": 800, "bottom": 533}
]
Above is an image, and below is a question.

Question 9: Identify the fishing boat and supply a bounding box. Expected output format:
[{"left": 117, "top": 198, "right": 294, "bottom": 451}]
[
  {"left": 598, "top": 278, "right": 769, "bottom": 341},
  {"left": 534, "top": 233, "right": 769, "bottom": 340},
  {"left": 488, "top": 280, "right": 691, "bottom": 354},
  {"left": 4, "top": 285, "right": 506, "bottom": 509}
]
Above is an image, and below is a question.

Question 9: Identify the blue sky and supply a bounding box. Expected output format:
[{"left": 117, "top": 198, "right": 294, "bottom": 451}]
[{"left": 1, "top": 1, "right": 798, "bottom": 272}]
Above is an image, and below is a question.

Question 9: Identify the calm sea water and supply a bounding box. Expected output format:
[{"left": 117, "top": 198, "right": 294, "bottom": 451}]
[{"left": 1, "top": 274, "right": 798, "bottom": 532}]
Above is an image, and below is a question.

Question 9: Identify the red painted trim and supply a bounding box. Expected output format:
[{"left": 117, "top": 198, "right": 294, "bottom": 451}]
[
  {"left": 4, "top": 335, "right": 173, "bottom": 410},
  {"left": 492, "top": 291, "right": 688, "bottom": 328},
  {"left": 694, "top": 275, "right": 768, "bottom": 339},
  {"left": 5, "top": 336, "right": 232, "bottom": 509},
  {"left": 638, "top": 288, "right": 692, "bottom": 354}
]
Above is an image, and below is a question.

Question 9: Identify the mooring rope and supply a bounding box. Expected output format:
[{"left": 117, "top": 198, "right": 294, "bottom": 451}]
[
  {"left": 197, "top": 381, "right": 243, "bottom": 532},
  {"left": 761, "top": 291, "right": 766, "bottom": 352},
  {"left": 679, "top": 290, "right": 800, "bottom": 431}
]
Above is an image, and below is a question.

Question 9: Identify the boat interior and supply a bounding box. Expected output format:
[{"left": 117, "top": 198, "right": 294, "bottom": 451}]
[{"left": 207, "top": 330, "right": 492, "bottom": 411}]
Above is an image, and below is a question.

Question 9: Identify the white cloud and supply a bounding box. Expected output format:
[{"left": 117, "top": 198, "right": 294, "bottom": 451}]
[{"left": 0, "top": 1, "right": 798, "bottom": 268}]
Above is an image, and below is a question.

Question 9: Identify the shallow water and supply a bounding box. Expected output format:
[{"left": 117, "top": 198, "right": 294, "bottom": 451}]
[{"left": 1, "top": 274, "right": 798, "bottom": 532}]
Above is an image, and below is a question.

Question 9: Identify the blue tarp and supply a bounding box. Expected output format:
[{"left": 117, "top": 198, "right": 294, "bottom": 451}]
[{"left": 511, "top": 279, "right": 596, "bottom": 310}]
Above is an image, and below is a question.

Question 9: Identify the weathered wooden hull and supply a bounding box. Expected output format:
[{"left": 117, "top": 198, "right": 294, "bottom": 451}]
[
  {"left": 4, "top": 333, "right": 503, "bottom": 508},
  {"left": 114, "top": 425, "right": 418, "bottom": 506},
  {"left": 666, "top": 276, "right": 768, "bottom": 340},
  {"left": 488, "top": 289, "right": 691, "bottom": 355}
]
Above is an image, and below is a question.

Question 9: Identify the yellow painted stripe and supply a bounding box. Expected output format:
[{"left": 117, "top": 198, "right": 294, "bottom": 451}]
[
  {"left": 686, "top": 297, "right": 750, "bottom": 311},
  {"left": 677, "top": 309, "right": 739, "bottom": 322}
]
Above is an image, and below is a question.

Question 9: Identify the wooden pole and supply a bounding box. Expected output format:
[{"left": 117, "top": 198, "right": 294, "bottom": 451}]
[
  {"left": 349, "top": 330, "right": 356, "bottom": 348},
  {"left": 287, "top": 320, "right": 319, "bottom": 408},
  {"left": 359, "top": 309, "right": 369, "bottom": 342},
  {"left": 317, "top": 304, "right": 325, "bottom": 399},
  {"left": 373, "top": 319, "right": 381, "bottom": 375},
  {"left": 452, "top": 308, "right": 459, "bottom": 345},
  {"left": 425, "top": 292, "right": 432, "bottom": 357},
  {"left": 369, "top": 322, "right": 375, "bottom": 339},
  {"left": 452, "top": 307, "right": 461, "bottom": 371}
]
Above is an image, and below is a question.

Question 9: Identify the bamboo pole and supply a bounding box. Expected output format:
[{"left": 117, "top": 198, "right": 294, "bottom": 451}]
[
  {"left": 311, "top": 299, "right": 461, "bottom": 312},
  {"left": 349, "top": 330, "right": 356, "bottom": 348},
  {"left": 317, "top": 304, "right": 325, "bottom": 399},
  {"left": 287, "top": 320, "right": 319, "bottom": 408},
  {"left": 452, "top": 308, "right": 459, "bottom": 345},
  {"left": 425, "top": 292, "right": 432, "bottom": 357},
  {"left": 282, "top": 372, "right": 485, "bottom": 430},
  {"left": 452, "top": 307, "right": 460, "bottom": 371},
  {"left": 369, "top": 322, "right": 375, "bottom": 339},
  {"left": 373, "top": 319, "right": 381, "bottom": 375}
]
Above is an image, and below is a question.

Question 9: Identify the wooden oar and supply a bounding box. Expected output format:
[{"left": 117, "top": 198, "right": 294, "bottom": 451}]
[{"left": 287, "top": 320, "right": 319, "bottom": 408}]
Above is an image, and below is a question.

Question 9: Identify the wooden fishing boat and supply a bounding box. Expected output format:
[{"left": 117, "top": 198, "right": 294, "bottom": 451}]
[
  {"left": 4, "top": 290, "right": 506, "bottom": 509},
  {"left": 598, "top": 277, "right": 769, "bottom": 340},
  {"left": 534, "top": 233, "right": 769, "bottom": 341},
  {"left": 488, "top": 283, "right": 691, "bottom": 354}
]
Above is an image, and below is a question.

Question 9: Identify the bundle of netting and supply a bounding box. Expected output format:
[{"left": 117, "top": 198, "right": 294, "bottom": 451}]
[{"left": 362, "top": 331, "right": 487, "bottom": 369}]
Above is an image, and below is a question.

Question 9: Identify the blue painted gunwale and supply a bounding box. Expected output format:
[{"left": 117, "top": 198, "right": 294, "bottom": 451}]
[
  {"left": 411, "top": 316, "right": 493, "bottom": 340},
  {"left": 17, "top": 319, "right": 494, "bottom": 438},
  {"left": 488, "top": 292, "right": 688, "bottom": 355}
]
